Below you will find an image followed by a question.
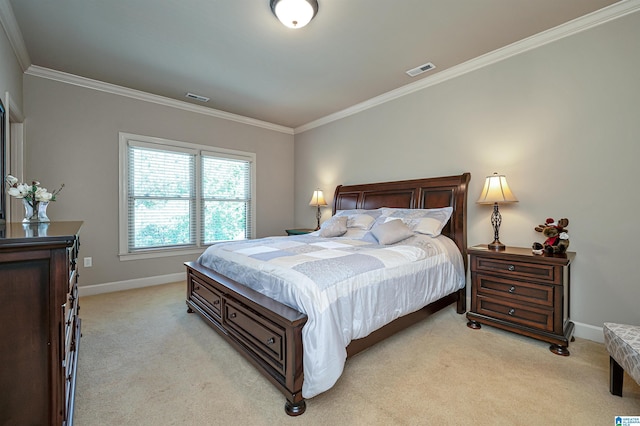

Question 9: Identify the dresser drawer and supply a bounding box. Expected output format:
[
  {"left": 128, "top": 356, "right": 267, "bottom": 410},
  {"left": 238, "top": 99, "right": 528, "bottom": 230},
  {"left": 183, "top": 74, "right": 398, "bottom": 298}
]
[
  {"left": 224, "top": 298, "right": 285, "bottom": 374},
  {"left": 67, "top": 238, "right": 79, "bottom": 278},
  {"left": 68, "top": 266, "right": 78, "bottom": 295},
  {"left": 473, "top": 256, "right": 559, "bottom": 284},
  {"left": 64, "top": 341, "right": 75, "bottom": 402},
  {"left": 63, "top": 286, "right": 78, "bottom": 360},
  {"left": 190, "top": 276, "right": 222, "bottom": 321},
  {"left": 475, "top": 274, "right": 554, "bottom": 308},
  {"left": 476, "top": 295, "right": 554, "bottom": 332}
]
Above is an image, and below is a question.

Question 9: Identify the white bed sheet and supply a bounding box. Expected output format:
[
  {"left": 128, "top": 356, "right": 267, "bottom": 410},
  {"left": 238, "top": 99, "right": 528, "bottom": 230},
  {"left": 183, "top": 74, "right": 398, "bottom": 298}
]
[{"left": 197, "top": 233, "right": 465, "bottom": 398}]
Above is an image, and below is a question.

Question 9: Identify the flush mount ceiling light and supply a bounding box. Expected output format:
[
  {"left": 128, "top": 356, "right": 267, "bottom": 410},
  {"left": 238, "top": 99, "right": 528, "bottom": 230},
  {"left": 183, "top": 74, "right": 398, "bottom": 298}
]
[{"left": 270, "top": 0, "right": 319, "bottom": 29}]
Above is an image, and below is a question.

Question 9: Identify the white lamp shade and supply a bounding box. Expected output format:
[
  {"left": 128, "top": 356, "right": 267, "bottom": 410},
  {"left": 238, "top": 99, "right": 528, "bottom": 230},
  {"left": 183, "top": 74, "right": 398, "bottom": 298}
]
[
  {"left": 477, "top": 173, "right": 518, "bottom": 204},
  {"left": 271, "top": 0, "right": 318, "bottom": 29},
  {"left": 309, "top": 189, "right": 327, "bottom": 206}
]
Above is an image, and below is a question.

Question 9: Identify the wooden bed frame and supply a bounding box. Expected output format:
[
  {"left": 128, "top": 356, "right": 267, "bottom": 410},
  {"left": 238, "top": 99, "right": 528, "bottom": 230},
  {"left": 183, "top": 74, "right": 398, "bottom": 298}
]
[{"left": 185, "top": 172, "right": 470, "bottom": 416}]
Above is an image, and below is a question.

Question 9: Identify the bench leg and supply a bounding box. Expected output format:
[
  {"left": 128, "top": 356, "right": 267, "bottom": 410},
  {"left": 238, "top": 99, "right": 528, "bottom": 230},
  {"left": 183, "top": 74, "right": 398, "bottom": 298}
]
[{"left": 610, "top": 356, "right": 624, "bottom": 396}]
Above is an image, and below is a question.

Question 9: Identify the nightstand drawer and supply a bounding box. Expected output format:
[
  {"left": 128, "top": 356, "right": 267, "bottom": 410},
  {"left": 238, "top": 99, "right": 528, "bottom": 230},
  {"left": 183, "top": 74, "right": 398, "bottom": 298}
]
[
  {"left": 475, "top": 274, "right": 554, "bottom": 308},
  {"left": 473, "top": 256, "right": 558, "bottom": 284},
  {"left": 476, "top": 296, "right": 554, "bottom": 332}
]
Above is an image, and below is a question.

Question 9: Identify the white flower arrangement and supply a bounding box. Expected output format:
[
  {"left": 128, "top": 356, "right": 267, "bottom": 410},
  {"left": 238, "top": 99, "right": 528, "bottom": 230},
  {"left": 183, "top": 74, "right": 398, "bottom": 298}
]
[{"left": 5, "top": 175, "right": 64, "bottom": 204}]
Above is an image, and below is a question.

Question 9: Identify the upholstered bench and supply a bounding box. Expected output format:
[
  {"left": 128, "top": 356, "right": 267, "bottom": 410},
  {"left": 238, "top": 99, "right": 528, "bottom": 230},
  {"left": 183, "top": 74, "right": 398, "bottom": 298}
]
[{"left": 603, "top": 322, "right": 640, "bottom": 396}]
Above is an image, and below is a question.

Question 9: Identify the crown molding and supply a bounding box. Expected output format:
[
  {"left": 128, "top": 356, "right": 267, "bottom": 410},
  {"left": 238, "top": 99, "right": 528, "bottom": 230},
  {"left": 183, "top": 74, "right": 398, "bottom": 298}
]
[
  {"left": 25, "top": 66, "right": 294, "bottom": 134},
  {"left": 0, "top": 0, "right": 31, "bottom": 71},
  {"left": 24, "top": 65, "right": 294, "bottom": 135},
  {"left": 294, "top": 0, "right": 640, "bottom": 134}
]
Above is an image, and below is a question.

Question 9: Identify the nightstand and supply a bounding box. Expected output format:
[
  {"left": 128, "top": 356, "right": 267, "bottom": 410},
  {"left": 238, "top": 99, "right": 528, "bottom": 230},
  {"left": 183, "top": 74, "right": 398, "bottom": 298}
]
[
  {"left": 466, "top": 245, "right": 576, "bottom": 356},
  {"left": 285, "top": 228, "right": 315, "bottom": 236}
]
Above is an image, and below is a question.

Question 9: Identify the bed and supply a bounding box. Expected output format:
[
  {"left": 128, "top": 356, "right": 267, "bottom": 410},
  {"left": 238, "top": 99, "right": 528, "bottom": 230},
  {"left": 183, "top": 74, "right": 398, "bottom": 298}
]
[{"left": 185, "top": 172, "right": 470, "bottom": 415}]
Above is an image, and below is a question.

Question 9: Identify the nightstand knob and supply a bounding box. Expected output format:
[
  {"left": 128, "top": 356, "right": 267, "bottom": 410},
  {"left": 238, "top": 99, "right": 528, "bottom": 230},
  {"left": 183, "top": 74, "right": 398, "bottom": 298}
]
[
  {"left": 508, "top": 308, "right": 515, "bottom": 316},
  {"left": 508, "top": 286, "right": 516, "bottom": 293},
  {"left": 507, "top": 265, "right": 515, "bottom": 271}
]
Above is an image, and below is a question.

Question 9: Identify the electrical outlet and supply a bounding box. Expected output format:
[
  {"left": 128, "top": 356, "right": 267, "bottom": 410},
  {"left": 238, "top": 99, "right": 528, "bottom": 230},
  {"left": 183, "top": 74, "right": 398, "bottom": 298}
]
[{"left": 84, "top": 257, "right": 92, "bottom": 268}]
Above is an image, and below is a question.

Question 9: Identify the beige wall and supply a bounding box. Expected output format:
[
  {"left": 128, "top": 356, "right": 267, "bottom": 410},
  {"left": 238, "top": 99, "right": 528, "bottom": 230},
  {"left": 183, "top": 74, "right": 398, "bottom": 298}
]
[
  {"left": 23, "top": 75, "right": 294, "bottom": 286},
  {"left": 294, "top": 12, "right": 640, "bottom": 333},
  {"left": 0, "top": 21, "right": 22, "bottom": 109},
  {"left": 0, "top": 23, "right": 23, "bottom": 223}
]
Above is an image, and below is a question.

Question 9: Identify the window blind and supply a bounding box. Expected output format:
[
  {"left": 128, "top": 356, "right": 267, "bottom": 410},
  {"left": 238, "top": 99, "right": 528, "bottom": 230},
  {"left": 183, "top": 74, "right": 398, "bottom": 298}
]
[
  {"left": 127, "top": 144, "right": 196, "bottom": 251},
  {"left": 201, "top": 155, "right": 252, "bottom": 244}
]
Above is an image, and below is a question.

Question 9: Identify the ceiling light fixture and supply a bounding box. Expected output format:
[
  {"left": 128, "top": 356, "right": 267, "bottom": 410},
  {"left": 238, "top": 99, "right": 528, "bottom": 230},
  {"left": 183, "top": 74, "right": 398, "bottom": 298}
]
[{"left": 270, "top": 0, "right": 318, "bottom": 29}]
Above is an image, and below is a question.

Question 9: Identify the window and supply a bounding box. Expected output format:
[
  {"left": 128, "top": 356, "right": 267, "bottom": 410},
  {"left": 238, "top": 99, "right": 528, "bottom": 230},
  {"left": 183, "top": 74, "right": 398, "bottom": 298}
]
[{"left": 119, "top": 133, "right": 255, "bottom": 260}]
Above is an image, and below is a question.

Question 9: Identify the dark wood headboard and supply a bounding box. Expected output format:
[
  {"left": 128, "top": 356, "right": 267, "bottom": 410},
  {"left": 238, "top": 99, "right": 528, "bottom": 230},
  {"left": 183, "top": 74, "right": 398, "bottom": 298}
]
[{"left": 332, "top": 173, "right": 471, "bottom": 268}]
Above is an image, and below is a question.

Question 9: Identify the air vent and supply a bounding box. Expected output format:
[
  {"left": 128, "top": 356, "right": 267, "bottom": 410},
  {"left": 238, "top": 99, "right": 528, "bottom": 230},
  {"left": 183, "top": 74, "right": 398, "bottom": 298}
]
[
  {"left": 406, "top": 62, "right": 436, "bottom": 77},
  {"left": 185, "top": 92, "right": 210, "bottom": 102}
]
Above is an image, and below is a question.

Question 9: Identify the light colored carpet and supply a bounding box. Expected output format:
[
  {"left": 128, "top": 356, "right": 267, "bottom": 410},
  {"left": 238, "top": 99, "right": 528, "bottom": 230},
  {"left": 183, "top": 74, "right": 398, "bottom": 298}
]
[{"left": 75, "top": 282, "right": 640, "bottom": 425}]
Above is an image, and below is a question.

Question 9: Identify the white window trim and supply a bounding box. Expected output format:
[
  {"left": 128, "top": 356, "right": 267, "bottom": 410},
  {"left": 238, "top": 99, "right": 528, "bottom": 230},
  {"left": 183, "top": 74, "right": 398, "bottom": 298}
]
[{"left": 118, "top": 132, "right": 256, "bottom": 261}]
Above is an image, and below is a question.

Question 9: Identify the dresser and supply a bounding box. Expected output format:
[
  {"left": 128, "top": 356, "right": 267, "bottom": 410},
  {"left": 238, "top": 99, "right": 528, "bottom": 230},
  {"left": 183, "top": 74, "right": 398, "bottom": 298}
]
[
  {"left": 466, "top": 245, "right": 575, "bottom": 355},
  {"left": 0, "top": 221, "right": 82, "bottom": 425}
]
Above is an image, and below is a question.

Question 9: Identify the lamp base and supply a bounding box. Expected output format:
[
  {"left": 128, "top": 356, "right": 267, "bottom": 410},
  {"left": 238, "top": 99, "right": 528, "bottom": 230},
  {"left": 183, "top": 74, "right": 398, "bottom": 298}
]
[
  {"left": 487, "top": 240, "right": 506, "bottom": 251},
  {"left": 315, "top": 206, "right": 321, "bottom": 231}
]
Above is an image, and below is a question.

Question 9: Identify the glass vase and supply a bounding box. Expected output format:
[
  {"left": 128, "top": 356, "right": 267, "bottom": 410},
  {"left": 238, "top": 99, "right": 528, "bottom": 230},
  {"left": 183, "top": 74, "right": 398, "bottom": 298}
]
[{"left": 22, "top": 199, "right": 50, "bottom": 223}]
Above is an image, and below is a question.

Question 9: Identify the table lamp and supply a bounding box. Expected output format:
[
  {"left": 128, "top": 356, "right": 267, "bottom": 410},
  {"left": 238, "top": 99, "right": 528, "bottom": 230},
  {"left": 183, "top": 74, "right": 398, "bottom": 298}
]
[
  {"left": 477, "top": 172, "right": 518, "bottom": 251},
  {"left": 309, "top": 189, "right": 327, "bottom": 230}
]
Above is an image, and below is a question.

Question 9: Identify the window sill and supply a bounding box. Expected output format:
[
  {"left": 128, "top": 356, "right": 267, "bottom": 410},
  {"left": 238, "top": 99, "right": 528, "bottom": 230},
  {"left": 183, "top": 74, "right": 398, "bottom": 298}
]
[{"left": 119, "top": 247, "right": 205, "bottom": 261}]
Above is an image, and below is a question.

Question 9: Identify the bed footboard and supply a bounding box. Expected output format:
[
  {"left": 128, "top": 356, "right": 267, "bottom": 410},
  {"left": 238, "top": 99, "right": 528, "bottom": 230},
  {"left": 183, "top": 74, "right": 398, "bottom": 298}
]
[{"left": 185, "top": 261, "right": 308, "bottom": 415}]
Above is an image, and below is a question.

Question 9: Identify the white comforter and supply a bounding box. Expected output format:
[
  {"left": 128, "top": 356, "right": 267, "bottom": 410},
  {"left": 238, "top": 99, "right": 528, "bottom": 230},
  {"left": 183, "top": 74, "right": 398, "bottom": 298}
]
[{"left": 197, "top": 233, "right": 465, "bottom": 398}]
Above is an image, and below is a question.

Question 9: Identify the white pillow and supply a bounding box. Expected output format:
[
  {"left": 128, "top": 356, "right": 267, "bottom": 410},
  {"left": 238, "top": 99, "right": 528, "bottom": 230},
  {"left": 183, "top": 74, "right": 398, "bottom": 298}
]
[
  {"left": 334, "top": 209, "right": 382, "bottom": 230},
  {"left": 347, "top": 214, "right": 376, "bottom": 230},
  {"left": 380, "top": 207, "right": 453, "bottom": 237},
  {"left": 413, "top": 217, "right": 447, "bottom": 237},
  {"left": 371, "top": 219, "right": 414, "bottom": 245},
  {"left": 319, "top": 216, "right": 348, "bottom": 237}
]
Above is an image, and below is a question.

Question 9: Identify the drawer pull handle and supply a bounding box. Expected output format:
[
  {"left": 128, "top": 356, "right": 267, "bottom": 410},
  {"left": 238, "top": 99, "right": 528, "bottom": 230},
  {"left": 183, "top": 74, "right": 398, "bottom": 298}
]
[
  {"left": 229, "top": 312, "right": 237, "bottom": 319},
  {"left": 194, "top": 285, "right": 200, "bottom": 290},
  {"left": 213, "top": 300, "right": 220, "bottom": 305},
  {"left": 266, "top": 337, "right": 275, "bottom": 345},
  {"left": 508, "top": 308, "right": 515, "bottom": 316},
  {"left": 508, "top": 286, "right": 516, "bottom": 293},
  {"left": 507, "top": 265, "right": 515, "bottom": 271}
]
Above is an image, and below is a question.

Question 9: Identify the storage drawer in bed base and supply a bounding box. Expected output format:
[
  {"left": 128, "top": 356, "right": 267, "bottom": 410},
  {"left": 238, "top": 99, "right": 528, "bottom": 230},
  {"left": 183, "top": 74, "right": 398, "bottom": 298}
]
[{"left": 185, "top": 262, "right": 308, "bottom": 415}]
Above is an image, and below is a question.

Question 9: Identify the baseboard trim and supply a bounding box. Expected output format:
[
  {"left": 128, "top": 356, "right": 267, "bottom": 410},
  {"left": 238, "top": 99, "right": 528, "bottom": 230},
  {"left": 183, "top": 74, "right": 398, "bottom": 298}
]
[
  {"left": 573, "top": 321, "right": 604, "bottom": 343},
  {"left": 78, "top": 272, "right": 186, "bottom": 297}
]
